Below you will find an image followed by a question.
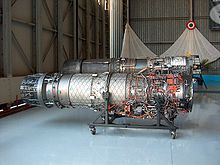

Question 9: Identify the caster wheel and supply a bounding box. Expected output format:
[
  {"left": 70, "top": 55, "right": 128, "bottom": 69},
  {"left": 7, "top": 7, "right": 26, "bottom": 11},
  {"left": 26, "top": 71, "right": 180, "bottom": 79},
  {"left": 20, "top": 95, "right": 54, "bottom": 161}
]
[
  {"left": 90, "top": 127, "right": 96, "bottom": 135},
  {"left": 170, "top": 131, "right": 177, "bottom": 139}
]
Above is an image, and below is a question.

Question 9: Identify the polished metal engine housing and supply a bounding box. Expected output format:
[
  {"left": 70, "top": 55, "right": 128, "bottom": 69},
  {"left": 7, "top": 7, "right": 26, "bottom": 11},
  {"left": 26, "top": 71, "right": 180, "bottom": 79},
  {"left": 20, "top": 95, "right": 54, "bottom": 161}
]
[
  {"left": 61, "top": 58, "right": 151, "bottom": 74},
  {"left": 20, "top": 56, "right": 193, "bottom": 121},
  {"left": 61, "top": 56, "right": 197, "bottom": 74}
]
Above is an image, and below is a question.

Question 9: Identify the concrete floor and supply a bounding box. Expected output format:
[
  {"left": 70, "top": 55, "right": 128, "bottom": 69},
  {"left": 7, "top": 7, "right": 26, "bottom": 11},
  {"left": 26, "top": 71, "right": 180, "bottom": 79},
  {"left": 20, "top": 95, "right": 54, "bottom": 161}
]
[{"left": 0, "top": 93, "right": 220, "bottom": 165}]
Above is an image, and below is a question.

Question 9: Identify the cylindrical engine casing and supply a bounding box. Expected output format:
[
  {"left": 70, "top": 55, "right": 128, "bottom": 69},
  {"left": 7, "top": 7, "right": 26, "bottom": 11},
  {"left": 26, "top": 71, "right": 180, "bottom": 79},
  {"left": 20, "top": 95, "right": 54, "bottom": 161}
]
[
  {"left": 57, "top": 74, "right": 73, "bottom": 106},
  {"left": 20, "top": 74, "right": 48, "bottom": 106},
  {"left": 62, "top": 59, "right": 111, "bottom": 74},
  {"left": 69, "top": 74, "right": 105, "bottom": 106},
  {"left": 21, "top": 73, "right": 140, "bottom": 108},
  {"left": 57, "top": 73, "right": 131, "bottom": 107},
  {"left": 61, "top": 58, "right": 150, "bottom": 74},
  {"left": 109, "top": 73, "right": 128, "bottom": 103}
]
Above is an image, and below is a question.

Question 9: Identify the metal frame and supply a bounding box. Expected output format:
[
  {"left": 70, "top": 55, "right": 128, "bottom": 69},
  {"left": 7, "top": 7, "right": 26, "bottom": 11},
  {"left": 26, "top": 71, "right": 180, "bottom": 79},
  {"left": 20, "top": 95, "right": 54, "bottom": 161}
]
[
  {"left": 73, "top": 0, "right": 78, "bottom": 60},
  {"left": 56, "top": 0, "right": 63, "bottom": 71},
  {"left": 34, "top": 0, "right": 42, "bottom": 73},
  {"left": 3, "top": 0, "right": 12, "bottom": 77},
  {"left": 0, "top": 101, "right": 31, "bottom": 118},
  {"left": 189, "top": 0, "right": 194, "bottom": 21},
  {"left": 85, "top": 0, "right": 91, "bottom": 59},
  {"left": 193, "top": 74, "right": 208, "bottom": 89},
  {"left": 0, "top": 1, "right": 2, "bottom": 77},
  {"left": 89, "top": 91, "right": 178, "bottom": 139}
]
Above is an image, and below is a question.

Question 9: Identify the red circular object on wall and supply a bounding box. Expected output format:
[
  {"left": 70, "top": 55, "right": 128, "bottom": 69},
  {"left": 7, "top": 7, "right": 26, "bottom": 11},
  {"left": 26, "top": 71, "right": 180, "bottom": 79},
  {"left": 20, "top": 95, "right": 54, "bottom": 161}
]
[{"left": 186, "top": 21, "right": 196, "bottom": 30}]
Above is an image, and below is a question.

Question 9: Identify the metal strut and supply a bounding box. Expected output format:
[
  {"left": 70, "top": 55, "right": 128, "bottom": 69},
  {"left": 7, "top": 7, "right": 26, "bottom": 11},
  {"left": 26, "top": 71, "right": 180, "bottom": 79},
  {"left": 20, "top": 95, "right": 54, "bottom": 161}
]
[{"left": 89, "top": 92, "right": 178, "bottom": 139}]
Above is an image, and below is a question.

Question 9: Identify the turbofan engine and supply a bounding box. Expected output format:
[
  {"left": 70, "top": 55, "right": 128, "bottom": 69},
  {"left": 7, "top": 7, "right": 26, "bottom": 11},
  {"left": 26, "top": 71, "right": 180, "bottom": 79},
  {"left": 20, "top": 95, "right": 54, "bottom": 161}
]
[{"left": 20, "top": 56, "right": 194, "bottom": 138}]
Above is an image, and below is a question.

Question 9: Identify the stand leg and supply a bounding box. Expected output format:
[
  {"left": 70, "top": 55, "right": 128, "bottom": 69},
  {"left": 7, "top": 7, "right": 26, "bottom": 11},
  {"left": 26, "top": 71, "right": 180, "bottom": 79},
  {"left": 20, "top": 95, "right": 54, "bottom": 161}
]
[
  {"left": 200, "top": 74, "right": 208, "bottom": 89},
  {"left": 89, "top": 92, "right": 110, "bottom": 135},
  {"left": 90, "top": 126, "right": 96, "bottom": 135},
  {"left": 156, "top": 108, "right": 161, "bottom": 127},
  {"left": 104, "top": 95, "right": 109, "bottom": 125}
]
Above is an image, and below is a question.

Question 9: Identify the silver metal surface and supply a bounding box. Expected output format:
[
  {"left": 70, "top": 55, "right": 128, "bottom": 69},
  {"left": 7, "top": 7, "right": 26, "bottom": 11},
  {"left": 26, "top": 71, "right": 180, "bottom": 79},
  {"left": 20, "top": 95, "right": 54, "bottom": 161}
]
[
  {"left": 90, "top": 73, "right": 109, "bottom": 106},
  {"left": 20, "top": 73, "right": 46, "bottom": 106},
  {"left": 68, "top": 73, "right": 110, "bottom": 108},
  {"left": 20, "top": 73, "right": 56, "bottom": 108},
  {"left": 46, "top": 82, "right": 53, "bottom": 101},
  {"left": 69, "top": 74, "right": 93, "bottom": 106},
  {"left": 68, "top": 73, "right": 109, "bottom": 108},
  {"left": 36, "top": 74, "right": 47, "bottom": 107},
  {"left": 171, "top": 57, "right": 186, "bottom": 66},
  {"left": 57, "top": 74, "right": 72, "bottom": 107},
  {"left": 175, "top": 84, "right": 184, "bottom": 99},
  {"left": 61, "top": 58, "right": 149, "bottom": 74},
  {"left": 81, "top": 59, "right": 112, "bottom": 73},
  {"left": 109, "top": 73, "right": 128, "bottom": 104},
  {"left": 20, "top": 56, "right": 194, "bottom": 120},
  {"left": 61, "top": 56, "right": 197, "bottom": 75}
]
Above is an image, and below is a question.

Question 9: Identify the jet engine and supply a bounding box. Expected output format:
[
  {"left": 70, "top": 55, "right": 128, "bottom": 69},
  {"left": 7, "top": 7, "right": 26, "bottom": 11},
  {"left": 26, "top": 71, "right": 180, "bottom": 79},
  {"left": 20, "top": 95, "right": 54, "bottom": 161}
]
[{"left": 20, "top": 56, "right": 194, "bottom": 138}]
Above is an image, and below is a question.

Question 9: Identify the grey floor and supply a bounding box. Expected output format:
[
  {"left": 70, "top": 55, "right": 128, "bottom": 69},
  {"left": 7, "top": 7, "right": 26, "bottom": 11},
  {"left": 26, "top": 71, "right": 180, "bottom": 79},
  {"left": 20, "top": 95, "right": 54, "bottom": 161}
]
[{"left": 1, "top": 93, "right": 220, "bottom": 165}]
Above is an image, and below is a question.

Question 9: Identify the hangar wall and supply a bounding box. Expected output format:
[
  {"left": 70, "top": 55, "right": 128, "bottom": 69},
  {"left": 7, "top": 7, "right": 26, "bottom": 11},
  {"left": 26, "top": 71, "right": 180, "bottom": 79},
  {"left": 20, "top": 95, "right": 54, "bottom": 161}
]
[
  {"left": 0, "top": 0, "right": 109, "bottom": 78},
  {"left": 129, "top": 0, "right": 220, "bottom": 69},
  {"left": 0, "top": 0, "right": 109, "bottom": 104}
]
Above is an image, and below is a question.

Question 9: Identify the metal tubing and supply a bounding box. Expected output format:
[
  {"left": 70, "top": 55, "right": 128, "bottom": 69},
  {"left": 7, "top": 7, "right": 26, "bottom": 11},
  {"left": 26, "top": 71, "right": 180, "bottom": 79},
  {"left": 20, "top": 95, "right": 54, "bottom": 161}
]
[{"left": 3, "top": 0, "right": 12, "bottom": 77}]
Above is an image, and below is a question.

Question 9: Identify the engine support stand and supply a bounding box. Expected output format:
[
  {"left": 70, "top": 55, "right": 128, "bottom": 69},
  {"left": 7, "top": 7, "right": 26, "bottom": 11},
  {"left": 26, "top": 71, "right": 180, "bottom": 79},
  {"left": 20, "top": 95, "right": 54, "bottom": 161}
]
[{"left": 89, "top": 92, "right": 178, "bottom": 139}]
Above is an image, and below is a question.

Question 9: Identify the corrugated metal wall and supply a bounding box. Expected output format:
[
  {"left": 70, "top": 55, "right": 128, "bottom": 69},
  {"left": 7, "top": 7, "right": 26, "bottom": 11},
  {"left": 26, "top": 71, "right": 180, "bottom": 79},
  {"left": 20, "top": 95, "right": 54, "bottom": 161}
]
[
  {"left": 130, "top": 0, "right": 220, "bottom": 69},
  {"left": 194, "top": 0, "right": 220, "bottom": 68},
  {"left": 78, "top": 0, "right": 109, "bottom": 60}
]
